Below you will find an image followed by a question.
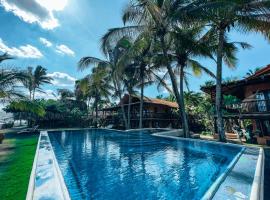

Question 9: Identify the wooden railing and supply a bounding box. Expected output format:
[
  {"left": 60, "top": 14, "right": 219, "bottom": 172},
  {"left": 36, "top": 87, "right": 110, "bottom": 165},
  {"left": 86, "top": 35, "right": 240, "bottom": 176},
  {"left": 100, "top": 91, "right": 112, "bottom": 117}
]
[
  {"left": 226, "top": 100, "right": 270, "bottom": 113},
  {"left": 105, "top": 112, "right": 178, "bottom": 120}
]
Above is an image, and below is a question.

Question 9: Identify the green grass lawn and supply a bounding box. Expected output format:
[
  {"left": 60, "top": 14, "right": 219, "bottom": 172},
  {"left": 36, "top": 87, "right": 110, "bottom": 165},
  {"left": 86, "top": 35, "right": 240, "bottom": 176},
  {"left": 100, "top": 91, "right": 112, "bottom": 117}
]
[{"left": 0, "top": 131, "right": 38, "bottom": 200}]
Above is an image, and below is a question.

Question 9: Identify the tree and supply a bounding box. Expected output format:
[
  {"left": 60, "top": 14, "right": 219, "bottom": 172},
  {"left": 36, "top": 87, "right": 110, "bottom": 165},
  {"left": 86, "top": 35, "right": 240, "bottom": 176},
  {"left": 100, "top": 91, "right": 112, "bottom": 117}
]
[
  {"left": 57, "top": 89, "right": 74, "bottom": 100},
  {"left": 245, "top": 67, "right": 261, "bottom": 77},
  {"left": 0, "top": 53, "right": 27, "bottom": 100},
  {"left": 77, "top": 66, "right": 113, "bottom": 127},
  {"left": 78, "top": 38, "right": 132, "bottom": 129},
  {"left": 103, "top": 0, "right": 195, "bottom": 134},
  {"left": 182, "top": 0, "right": 270, "bottom": 141},
  {"left": 23, "top": 66, "right": 52, "bottom": 100}
]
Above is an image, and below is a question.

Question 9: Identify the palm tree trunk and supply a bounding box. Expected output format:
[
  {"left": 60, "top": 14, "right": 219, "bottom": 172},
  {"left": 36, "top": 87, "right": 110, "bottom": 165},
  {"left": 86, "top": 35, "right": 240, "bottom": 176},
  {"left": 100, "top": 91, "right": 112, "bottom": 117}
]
[
  {"left": 139, "top": 64, "right": 145, "bottom": 129},
  {"left": 29, "top": 90, "right": 32, "bottom": 100},
  {"left": 216, "top": 28, "right": 226, "bottom": 142},
  {"left": 32, "top": 88, "right": 35, "bottom": 100},
  {"left": 95, "top": 98, "right": 98, "bottom": 128},
  {"left": 160, "top": 37, "right": 183, "bottom": 129},
  {"left": 113, "top": 77, "right": 128, "bottom": 129},
  {"left": 127, "top": 92, "right": 132, "bottom": 129},
  {"left": 179, "top": 64, "right": 190, "bottom": 138}
]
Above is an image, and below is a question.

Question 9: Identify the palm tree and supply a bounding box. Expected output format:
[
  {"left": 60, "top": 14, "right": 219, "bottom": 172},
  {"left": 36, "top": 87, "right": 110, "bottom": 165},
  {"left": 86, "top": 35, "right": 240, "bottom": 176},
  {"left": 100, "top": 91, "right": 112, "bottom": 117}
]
[
  {"left": 0, "top": 53, "right": 13, "bottom": 63},
  {"left": 115, "top": 36, "right": 154, "bottom": 129},
  {"left": 245, "top": 67, "right": 261, "bottom": 77},
  {"left": 0, "top": 53, "right": 27, "bottom": 100},
  {"left": 102, "top": 0, "right": 193, "bottom": 133},
  {"left": 122, "top": 66, "right": 139, "bottom": 129},
  {"left": 181, "top": 0, "right": 270, "bottom": 141},
  {"left": 23, "top": 66, "right": 52, "bottom": 100},
  {"left": 57, "top": 89, "right": 74, "bottom": 100},
  {"left": 78, "top": 38, "right": 132, "bottom": 129},
  {"left": 78, "top": 66, "right": 113, "bottom": 127}
]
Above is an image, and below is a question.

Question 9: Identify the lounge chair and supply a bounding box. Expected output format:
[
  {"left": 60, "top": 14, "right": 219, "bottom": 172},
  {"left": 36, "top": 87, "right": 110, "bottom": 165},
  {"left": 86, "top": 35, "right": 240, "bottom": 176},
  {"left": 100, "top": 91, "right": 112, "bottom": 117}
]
[{"left": 17, "top": 125, "right": 39, "bottom": 134}]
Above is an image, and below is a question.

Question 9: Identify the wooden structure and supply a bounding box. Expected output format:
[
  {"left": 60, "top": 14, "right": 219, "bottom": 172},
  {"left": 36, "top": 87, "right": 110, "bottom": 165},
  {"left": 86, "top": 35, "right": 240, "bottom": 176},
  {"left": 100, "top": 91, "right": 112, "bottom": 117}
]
[
  {"left": 100, "top": 94, "right": 179, "bottom": 129},
  {"left": 201, "top": 65, "right": 270, "bottom": 138}
]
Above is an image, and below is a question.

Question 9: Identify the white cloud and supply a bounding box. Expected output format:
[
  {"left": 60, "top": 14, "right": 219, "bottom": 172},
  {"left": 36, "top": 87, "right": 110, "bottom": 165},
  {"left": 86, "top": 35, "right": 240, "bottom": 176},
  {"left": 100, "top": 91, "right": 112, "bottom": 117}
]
[
  {"left": 47, "top": 72, "right": 76, "bottom": 87},
  {"left": 35, "top": 89, "right": 57, "bottom": 100},
  {"left": 0, "top": 0, "right": 68, "bottom": 30},
  {"left": 39, "top": 37, "right": 52, "bottom": 47},
  {"left": 0, "top": 38, "right": 43, "bottom": 58},
  {"left": 55, "top": 44, "right": 75, "bottom": 56}
]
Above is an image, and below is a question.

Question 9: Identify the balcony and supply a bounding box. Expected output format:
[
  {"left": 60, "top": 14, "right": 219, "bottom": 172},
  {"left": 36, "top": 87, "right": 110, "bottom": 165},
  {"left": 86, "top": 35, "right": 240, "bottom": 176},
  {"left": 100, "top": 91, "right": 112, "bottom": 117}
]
[{"left": 226, "top": 99, "right": 270, "bottom": 113}]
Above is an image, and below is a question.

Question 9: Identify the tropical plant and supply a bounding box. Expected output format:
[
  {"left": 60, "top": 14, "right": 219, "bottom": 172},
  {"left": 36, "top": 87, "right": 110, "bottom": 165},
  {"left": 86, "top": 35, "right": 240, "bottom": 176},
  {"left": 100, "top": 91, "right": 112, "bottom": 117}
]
[
  {"left": 0, "top": 53, "right": 27, "bottom": 100},
  {"left": 57, "top": 89, "right": 74, "bottom": 100},
  {"left": 23, "top": 66, "right": 52, "bottom": 100},
  {"left": 77, "top": 66, "right": 113, "bottom": 127},
  {"left": 181, "top": 0, "right": 270, "bottom": 141},
  {"left": 245, "top": 67, "right": 262, "bottom": 77},
  {"left": 5, "top": 100, "right": 46, "bottom": 127},
  {"left": 78, "top": 38, "right": 132, "bottom": 129}
]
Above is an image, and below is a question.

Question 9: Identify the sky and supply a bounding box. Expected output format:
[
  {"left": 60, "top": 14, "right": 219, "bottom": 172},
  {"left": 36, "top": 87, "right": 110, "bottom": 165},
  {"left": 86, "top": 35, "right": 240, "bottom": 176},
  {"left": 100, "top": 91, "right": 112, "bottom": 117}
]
[{"left": 0, "top": 0, "right": 270, "bottom": 99}]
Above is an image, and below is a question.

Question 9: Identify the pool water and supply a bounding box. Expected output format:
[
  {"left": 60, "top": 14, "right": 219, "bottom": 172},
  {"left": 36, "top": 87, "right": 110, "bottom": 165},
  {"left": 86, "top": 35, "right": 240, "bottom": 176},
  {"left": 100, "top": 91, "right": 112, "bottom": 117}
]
[{"left": 48, "top": 129, "right": 241, "bottom": 200}]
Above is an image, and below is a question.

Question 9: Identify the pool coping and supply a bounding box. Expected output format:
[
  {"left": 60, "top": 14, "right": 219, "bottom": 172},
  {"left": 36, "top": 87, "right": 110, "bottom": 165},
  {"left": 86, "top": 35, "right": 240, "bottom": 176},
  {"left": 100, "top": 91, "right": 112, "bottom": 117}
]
[
  {"left": 250, "top": 147, "right": 265, "bottom": 200},
  {"left": 26, "top": 131, "right": 71, "bottom": 200},
  {"left": 28, "top": 128, "right": 264, "bottom": 200}
]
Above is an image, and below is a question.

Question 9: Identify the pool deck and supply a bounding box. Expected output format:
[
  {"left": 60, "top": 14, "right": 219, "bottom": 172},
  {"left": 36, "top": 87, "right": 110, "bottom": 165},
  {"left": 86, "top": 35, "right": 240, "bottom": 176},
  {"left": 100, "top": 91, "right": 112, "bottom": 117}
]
[{"left": 27, "top": 128, "right": 264, "bottom": 200}]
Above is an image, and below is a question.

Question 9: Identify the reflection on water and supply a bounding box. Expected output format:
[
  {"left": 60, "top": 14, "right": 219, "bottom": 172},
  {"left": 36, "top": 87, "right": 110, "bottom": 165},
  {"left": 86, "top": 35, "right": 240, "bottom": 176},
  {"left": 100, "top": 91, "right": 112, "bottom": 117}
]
[{"left": 49, "top": 129, "right": 241, "bottom": 200}]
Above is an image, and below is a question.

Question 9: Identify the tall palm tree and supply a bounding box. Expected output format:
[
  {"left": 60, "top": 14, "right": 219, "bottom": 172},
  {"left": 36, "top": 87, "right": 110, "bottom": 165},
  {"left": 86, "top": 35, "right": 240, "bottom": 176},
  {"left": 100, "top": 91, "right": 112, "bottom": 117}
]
[
  {"left": 180, "top": 0, "right": 270, "bottom": 141},
  {"left": 77, "top": 66, "right": 113, "bottom": 127},
  {"left": 115, "top": 36, "right": 154, "bottom": 129},
  {"left": 23, "top": 66, "right": 52, "bottom": 100},
  {"left": 78, "top": 38, "right": 132, "bottom": 129},
  {"left": 102, "top": 0, "right": 193, "bottom": 133}
]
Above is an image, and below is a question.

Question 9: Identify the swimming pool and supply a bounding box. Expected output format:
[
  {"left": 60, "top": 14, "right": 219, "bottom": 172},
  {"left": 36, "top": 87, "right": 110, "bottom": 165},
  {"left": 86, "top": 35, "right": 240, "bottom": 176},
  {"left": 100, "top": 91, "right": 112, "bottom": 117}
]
[{"left": 47, "top": 129, "right": 242, "bottom": 200}]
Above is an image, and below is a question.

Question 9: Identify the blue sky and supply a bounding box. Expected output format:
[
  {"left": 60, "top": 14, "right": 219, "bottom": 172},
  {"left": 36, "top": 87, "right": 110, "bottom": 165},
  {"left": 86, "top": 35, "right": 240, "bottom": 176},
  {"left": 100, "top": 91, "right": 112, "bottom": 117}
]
[{"left": 0, "top": 0, "right": 270, "bottom": 99}]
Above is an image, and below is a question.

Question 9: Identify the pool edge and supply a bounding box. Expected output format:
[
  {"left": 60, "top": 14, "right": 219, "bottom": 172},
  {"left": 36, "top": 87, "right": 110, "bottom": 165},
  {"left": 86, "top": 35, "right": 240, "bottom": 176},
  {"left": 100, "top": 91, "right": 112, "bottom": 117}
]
[
  {"left": 26, "top": 131, "right": 71, "bottom": 200},
  {"left": 250, "top": 147, "right": 265, "bottom": 200}
]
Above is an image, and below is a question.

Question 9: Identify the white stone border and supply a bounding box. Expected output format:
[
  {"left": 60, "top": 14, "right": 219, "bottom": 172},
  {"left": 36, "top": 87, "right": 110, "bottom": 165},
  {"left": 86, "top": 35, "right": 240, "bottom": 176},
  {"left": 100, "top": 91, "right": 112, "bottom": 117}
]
[
  {"left": 26, "top": 131, "right": 71, "bottom": 200},
  {"left": 250, "top": 147, "right": 265, "bottom": 200}
]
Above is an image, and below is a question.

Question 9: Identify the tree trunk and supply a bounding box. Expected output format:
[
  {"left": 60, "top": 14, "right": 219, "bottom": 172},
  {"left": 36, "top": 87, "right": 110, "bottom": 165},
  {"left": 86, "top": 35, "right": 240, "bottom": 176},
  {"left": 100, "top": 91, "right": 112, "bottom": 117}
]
[
  {"left": 114, "top": 77, "right": 128, "bottom": 129},
  {"left": 216, "top": 28, "right": 226, "bottom": 142},
  {"left": 127, "top": 92, "right": 132, "bottom": 129},
  {"left": 139, "top": 64, "right": 145, "bottom": 129},
  {"left": 32, "top": 88, "right": 35, "bottom": 100},
  {"left": 95, "top": 99, "right": 98, "bottom": 128},
  {"left": 29, "top": 90, "right": 32, "bottom": 100},
  {"left": 179, "top": 64, "right": 190, "bottom": 137},
  {"left": 160, "top": 37, "right": 183, "bottom": 129}
]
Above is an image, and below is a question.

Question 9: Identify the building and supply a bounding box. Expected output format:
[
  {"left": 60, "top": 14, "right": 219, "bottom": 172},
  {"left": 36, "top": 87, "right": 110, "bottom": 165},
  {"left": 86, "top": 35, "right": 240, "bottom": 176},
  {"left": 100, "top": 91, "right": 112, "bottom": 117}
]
[
  {"left": 201, "top": 65, "right": 270, "bottom": 140},
  {"left": 100, "top": 94, "right": 179, "bottom": 129}
]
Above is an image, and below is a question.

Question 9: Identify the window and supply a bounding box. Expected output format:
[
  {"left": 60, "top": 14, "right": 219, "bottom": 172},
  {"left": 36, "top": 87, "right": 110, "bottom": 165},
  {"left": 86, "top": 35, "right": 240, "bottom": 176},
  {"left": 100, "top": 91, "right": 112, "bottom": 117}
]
[{"left": 256, "top": 92, "right": 267, "bottom": 112}]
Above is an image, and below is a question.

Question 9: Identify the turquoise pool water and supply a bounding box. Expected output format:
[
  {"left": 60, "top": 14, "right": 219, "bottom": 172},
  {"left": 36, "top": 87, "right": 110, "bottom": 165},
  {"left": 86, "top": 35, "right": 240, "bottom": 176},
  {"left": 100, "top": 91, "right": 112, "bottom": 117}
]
[{"left": 48, "top": 129, "right": 242, "bottom": 200}]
